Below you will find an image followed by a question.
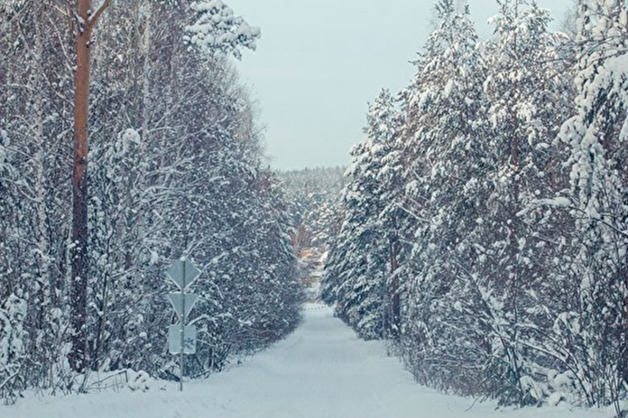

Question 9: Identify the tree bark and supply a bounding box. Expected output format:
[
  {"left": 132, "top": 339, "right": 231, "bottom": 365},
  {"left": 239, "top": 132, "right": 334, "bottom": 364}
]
[
  {"left": 388, "top": 231, "right": 401, "bottom": 336},
  {"left": 69, "top": 0, "right": 112, "bottom": 374}
]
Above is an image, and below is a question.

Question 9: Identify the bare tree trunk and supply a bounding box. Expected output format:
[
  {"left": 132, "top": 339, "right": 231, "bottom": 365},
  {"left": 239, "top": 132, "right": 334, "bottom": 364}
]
[
  {"left": 69, "top": 0, "right": 113, "bottom": 374},
  {"left": 389, "top": 240, "right": 400, "bottom": 332},
  {"left": 388, "top": 221, "right": 401, "bottom": 337}
]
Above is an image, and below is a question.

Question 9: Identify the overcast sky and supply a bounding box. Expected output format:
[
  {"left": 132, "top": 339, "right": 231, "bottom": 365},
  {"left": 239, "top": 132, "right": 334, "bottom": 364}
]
[{"left": 226, "top": 0, "right": 574, "bottom": 171}]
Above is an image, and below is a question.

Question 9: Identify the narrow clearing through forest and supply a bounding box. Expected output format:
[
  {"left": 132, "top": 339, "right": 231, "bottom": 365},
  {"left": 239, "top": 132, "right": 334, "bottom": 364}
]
[{"left": 5, "top": 304, "right": 610, "bottom": 418}]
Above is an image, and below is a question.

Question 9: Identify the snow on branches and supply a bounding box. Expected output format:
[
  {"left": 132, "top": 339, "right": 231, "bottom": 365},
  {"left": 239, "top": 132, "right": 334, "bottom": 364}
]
[
  {"left": 324, "top": 0, "right": 628, "bottom": 411},
  {"left": 184, "top": 0, "right": 261, "bottom": 59},
  {"left": 0, "top": 294, "right": 27, "bottom": 403}
]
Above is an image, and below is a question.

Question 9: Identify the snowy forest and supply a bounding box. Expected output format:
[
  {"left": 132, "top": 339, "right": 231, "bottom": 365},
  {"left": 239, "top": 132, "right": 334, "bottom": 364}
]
[
  {"left": 4, "top": 0, "right": 628, "bottom": 416},
  {"left": 322, "top": 0, "right": 628, "bottom": 413},
  {"left": 279, "top": 167, "right": 345, "bottom": 300},
  {"left": 279, "top": 167, "right": 345, "bottom": 250},
  {"left": 0, "top": 0, "right": 302, "bottom": 403}
]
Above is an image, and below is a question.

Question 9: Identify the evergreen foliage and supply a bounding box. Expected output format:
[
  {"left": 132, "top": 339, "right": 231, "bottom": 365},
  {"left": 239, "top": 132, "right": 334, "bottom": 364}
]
[
  {"left": 322, "top": 0, "right": 628, "bottom": 411},
  {"left": 278, "top": 166, "right": 346, "bottom": 249}
]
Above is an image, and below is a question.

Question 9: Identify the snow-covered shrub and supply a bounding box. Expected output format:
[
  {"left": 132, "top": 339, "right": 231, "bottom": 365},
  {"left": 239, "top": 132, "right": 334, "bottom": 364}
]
[
  {"left": 0, "top": 294, "right": 27, "bottom": 403},
  {"left": 126, "top": 369, "right": 152, "bottom": 392}
]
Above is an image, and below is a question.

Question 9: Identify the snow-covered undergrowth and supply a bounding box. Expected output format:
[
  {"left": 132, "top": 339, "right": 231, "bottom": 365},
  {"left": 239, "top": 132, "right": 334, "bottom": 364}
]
[{"left": 1, "top": 304, "right": 615, "bottom": 418}]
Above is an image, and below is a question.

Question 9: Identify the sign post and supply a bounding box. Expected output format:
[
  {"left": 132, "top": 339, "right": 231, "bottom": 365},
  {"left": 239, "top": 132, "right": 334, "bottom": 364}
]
[{"left": 166, "top": 257, "right": 201, "bottom": 391}]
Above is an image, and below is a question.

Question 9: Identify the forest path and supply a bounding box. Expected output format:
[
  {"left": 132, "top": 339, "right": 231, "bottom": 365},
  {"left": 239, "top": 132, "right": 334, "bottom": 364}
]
[{"left": 6, "top": 303, "right": 609, "bottom": 418}]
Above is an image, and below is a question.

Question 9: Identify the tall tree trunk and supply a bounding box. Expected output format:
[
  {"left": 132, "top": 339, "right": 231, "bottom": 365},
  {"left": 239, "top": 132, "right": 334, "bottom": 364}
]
[
  {"left": 69, "top": 0, "right": 112, "bottom": 374},
  {"left": 388, "top": 220, "right": 401, "bottom": 337}
]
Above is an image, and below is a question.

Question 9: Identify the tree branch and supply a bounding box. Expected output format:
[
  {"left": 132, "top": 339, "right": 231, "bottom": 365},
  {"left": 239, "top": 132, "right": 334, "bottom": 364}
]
[{"left": 88, "top": 0, "right": 113, "bottom": 28}]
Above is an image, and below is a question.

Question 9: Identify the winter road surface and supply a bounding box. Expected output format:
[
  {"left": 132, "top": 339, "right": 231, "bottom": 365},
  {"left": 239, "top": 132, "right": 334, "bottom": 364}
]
[{"left": 5, "top": 303, "right": 612, "bottom": 418}]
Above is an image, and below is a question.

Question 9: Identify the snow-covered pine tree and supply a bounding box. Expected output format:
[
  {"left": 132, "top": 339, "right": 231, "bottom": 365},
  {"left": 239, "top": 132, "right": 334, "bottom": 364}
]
[
  {"left": 184, "top": 0, "right": 261, "bottom": 59},
  {"left": 555, "top": 0, "right": 628, "bottom": 409},
  {"left": 393, "top": 0, "right": 492, "bottom": 394},
  {"left": 470, "top": 0, "right": 573, "bottom": 405},
  {"left": 322, "top": 89, "right": 400, "bottom": 339},
  {"left": 279, "top": 166, "right": 346, "bottom": 250}
]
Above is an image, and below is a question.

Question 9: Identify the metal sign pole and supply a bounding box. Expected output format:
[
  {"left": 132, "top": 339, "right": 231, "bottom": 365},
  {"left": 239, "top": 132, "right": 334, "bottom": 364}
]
[
  {"left": 165, "top": 257, "right": 200, "bottom": 393},
  {"left": 179, "top": 260, "right": 186, "bottom": 392}
]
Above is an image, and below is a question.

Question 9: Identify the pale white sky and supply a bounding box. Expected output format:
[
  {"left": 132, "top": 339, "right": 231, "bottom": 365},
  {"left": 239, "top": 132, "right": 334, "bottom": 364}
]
[{"left": 227, "top": 0, "right": 574, "bottom": 170}]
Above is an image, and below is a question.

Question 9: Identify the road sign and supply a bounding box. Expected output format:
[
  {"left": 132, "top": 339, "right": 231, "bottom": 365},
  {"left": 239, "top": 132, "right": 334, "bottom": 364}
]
[
  {"left": 165, "top": 257, "right": 202, "bottom": 392},
  {"left": 167, "top": 293, "right": 199, "bottom": 320},
  {"left": 168, "top": 325, "right": 196, "bottom": 355},
  {"left": 166, "top": 258, "right": 201, "bottom": 290}
]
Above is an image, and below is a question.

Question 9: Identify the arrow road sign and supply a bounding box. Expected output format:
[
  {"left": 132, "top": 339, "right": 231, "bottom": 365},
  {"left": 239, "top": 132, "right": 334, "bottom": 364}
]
[
  {"left": 164, "top": 257, "right": 202, "bottom": 392},
  {"left": 167, "top": 293, "right": 199, "bottom": 320},
  {"left": 166, "top": 259, "right": 201, "bottom": 290},
  {"left": 168, "top": 325, "right": 196, "bottom": 355}
]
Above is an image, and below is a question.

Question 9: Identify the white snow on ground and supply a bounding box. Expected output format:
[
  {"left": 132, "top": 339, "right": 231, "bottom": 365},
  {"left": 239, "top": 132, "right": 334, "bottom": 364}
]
[{"left": 3, "top": 304, "right": 614, "bottom": 418}]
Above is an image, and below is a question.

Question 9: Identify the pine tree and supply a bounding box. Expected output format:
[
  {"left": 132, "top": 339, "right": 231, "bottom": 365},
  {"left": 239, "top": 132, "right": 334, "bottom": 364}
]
[
  {"left": 556, "top": 0, "right": 628, "bottom": 409},
  {"left": 322, "top": 89, "right": 400, "bottom": 339},
  {"left": 470, "top": 0, "right": 573, "bottom": 404},
  {"left": 184, "top": 0, "right": 261, "bottom": 59},
  {"left": 394, "top": 0, "right": 492, "bottom": 393}
]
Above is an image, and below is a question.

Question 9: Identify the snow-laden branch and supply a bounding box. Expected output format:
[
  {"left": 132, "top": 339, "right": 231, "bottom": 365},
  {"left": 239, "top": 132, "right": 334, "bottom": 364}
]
[
  {"left": 184, "top": 0, "right": 261, "bottom": 59},
  {"left": 516, "top": 196, "right": 571, "bottom": 217}
]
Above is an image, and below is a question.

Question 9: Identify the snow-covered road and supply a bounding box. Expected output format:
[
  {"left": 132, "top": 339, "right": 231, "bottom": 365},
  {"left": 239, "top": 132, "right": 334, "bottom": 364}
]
[{"left": 5, "top": 303, "right": 612, "bottom": 417}]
